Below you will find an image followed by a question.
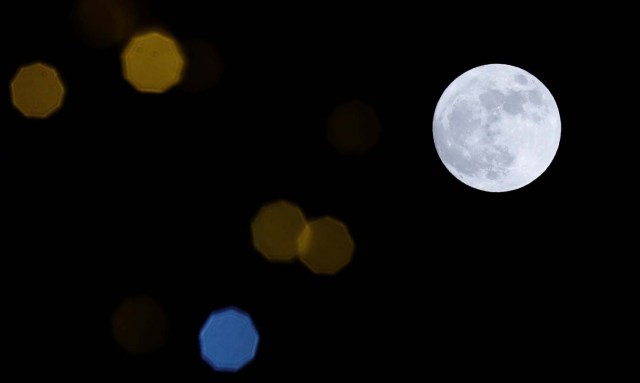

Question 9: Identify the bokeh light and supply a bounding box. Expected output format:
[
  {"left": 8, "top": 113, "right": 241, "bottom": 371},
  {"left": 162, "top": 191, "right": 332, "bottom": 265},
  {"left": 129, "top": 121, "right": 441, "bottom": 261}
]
[
  {"left": 73, "top": 0, "right": 138, "bottom": 47},
  {"left": 122, "top": 30, "right": 185, "bottom": 93},
  {"left": 327, "top": 100, "right": 381, "bottom": 154},
  {"left": 10, "top": 62, "right": 65, "bottom": 119},
  {"left": 180, "top": 40, "right": 224, "bottom": 92},
  {"left": 199, "top": 306, "right": 259, "bottom": 373},
  {"left": 298, "top": 216, "right": 355, "bottom": 275},
  {"left": 111, "top": 294, "right": 168, "bottom": 354},
  {"left": 251, "top": 200, "right": 307, "bottom": 263}
]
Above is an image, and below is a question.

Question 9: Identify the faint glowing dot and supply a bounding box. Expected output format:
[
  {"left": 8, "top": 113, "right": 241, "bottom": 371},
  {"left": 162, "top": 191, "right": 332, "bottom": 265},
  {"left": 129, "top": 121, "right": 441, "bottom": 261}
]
[
  {"left": 122, "top": 31, "right": 185, "bottom": 93},
  {"left": 10, "top": 62, "right": 65, "bottom": 119},
  {"left": 199, "top": 306, "right": 259, "bottom": 373},
  {"left": 251, "top": 200, "right": 307, "bottom": 263},
  {"left": 327, "top": 100, "right": 381, "bottom": 154},
  {"left": 73, "top": 0, "right": 138, "bottom": 47},
  {"left": 180, "top": 40, "right": 224, "bottom": 92},
  {"left": 298, "top": 216, "right": 355, "bottom": 275},
  {"left": 111, "top": 294, "right": 168, "bottom": 354}
]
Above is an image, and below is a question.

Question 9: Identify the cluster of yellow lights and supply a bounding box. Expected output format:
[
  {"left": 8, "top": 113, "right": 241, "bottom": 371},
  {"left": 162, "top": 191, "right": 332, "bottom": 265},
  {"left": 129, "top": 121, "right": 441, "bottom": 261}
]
[
  {"left": 10, "top": 23, "right": 221, "bottom": 118},
  {"left": 111, "top": 294, "right": 169, "bottom": 354},
  {"left": 10, "top": 62, "right": 65, "bottom": 119},
  {"left": 4, "top": 7, "right": 375, "bottom": 375},
  {"left": 327, "top": 99, "right": 381, "bottom": 154},
  {"left": 122, "top": 31, "right": 185, "bottom": 93},
  {"left": 251, "top": 200, "right": 355, "bottom": 275}
]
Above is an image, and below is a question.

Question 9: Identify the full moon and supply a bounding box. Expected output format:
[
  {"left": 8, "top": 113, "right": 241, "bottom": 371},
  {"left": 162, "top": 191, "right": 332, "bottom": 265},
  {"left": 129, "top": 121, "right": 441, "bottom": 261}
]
[{"left": 433, "top": 64, "right": 561, "bottom": 192}]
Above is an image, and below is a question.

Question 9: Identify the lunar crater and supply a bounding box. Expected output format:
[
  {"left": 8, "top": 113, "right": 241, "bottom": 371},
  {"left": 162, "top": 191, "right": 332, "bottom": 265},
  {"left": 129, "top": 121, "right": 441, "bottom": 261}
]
[{"left": 433, "top": 64, "right": 561, "bottom": 192}]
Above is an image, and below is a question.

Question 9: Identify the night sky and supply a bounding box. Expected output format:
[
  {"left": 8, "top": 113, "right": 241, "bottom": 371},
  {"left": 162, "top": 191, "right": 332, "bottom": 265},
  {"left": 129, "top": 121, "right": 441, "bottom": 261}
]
[{"left": 1, "top": 1, "right": 616, "bottom": 380}]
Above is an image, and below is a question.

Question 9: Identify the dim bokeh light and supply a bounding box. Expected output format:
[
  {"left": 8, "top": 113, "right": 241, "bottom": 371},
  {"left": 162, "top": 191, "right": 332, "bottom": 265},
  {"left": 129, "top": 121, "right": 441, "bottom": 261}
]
[
  {"left": 111, "top": 295, "right": 168, "bottom": 354},
  {"left": 73, "top": 0, "right": 138, "bottom": 47},
  {"left": 251, "top": 200, "right": 307, "bottom": 263},
  {"left": 199, "top": 306, "right": 259, "bottom": 373},
  {"left": 122, "top": 31, "right": 185, "bottom": 93},
  {"left": 327, "top": 100, "right": 381, "bottom": 154},
  {"left": 298, "top": 216, "right": 355, "bottom": 275},
  {"left": 180, "top": 40, "right": 224, "bottom": 92},
  {"left": 10, "top": 62, "right": 65, "bottom": 119}
]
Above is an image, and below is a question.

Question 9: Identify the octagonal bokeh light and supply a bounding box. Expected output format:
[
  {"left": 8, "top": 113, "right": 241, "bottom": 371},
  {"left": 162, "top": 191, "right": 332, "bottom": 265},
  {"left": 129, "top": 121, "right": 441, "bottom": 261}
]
[
  {"left": 199, "top": 306, "right": 259, "bottom": 373},
  {"left": 11, "top": 62, "right": 65, "bottom": 119},
  {"left": 327, "top": 99, "right": 381, "bottom": 154},
  {"left": 251, "top": 200, "right": 307, "bottom": 263},
  {"left": 122, "top": 30, "right": 185, "bottom": 93},
  {"left": 111, "top": 294, "right": 169, "bottom": 354},
  {"left": 298, "top": 216, "right": 355, "bottom": 275}
]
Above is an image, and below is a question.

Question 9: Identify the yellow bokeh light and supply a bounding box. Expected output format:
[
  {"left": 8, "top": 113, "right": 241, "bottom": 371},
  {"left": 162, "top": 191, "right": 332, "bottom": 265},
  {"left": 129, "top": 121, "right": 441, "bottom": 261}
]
[
  {"left": 122, "top": 31, "right": 185, "bottom": 93},
  {"left": 112, "top": 294, "right": 168, "bottom": 354},
  {"left": 298, "top": 216, "right": 355, "bottom": 275},
  {"left": 74, "top": 0, "right": 138, "bottom": 47},
  {"left": 180, "top": 40, "right": 224, "bottom": 92},
  {"left": 10, "top": 62, "right": 65, "bottom": 119},
  {"left": 251, "top": 200, "right": 307, "bottom": 263},
  {"left": 327, "top": 100, "right": 381, "bottom": 154}
]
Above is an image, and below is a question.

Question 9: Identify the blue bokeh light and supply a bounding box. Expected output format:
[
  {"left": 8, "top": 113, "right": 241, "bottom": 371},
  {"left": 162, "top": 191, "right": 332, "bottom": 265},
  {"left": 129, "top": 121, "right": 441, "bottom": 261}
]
[{"left": 199, "top": 306, "right": 259, "bottom": 372}]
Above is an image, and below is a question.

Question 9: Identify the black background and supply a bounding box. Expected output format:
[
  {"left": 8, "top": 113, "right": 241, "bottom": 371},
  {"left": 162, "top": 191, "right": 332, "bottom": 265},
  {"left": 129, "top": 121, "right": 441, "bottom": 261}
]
[{"left": 1, "top": 1, "right": 616, "bottom": 380}]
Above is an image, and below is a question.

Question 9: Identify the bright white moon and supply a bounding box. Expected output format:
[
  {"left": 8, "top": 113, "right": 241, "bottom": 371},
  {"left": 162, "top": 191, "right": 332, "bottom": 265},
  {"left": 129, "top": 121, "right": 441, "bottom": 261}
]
[{"left": 433, "top": 64, "right": 561, "bottom": 192}]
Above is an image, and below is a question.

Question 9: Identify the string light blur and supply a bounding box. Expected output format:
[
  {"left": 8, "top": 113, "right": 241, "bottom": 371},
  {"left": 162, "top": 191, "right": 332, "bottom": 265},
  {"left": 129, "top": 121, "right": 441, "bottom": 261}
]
[
  {"left": 122, "top": 31, "right": 185, "bottom": 93},
  {"left": 251, "top": 200, "right": 307, "bottom": 263},
  {"left": 73, "top": 0, "right": 138, "bottom": 47},
  {"left": 11, "top": 62, "right": 65, "bottom": 119},
  {"left": 199, "top": 306, "right": 259, "bottom": 373},
  {"left": 298, "top": 216, "right": 355, "bottom": 275},
  {"left": 111, "top": 295, "right": 169, "bottom": 354},
  {"left": 327, "top": 100, "right": 381, "bottom": 154}
]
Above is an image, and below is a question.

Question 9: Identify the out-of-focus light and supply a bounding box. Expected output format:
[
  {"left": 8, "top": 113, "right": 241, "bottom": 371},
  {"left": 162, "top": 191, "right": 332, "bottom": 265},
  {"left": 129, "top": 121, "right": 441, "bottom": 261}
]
[
  {"left": 111, "top": 294, "right": 168, "bottom": 354},
  {"left": 251, "top": 200, "right": 307, "bottom": 263},
  {"left": 122, "top": 31, "right": 185, "bottom": 93},
  {"left": 73, "top": 0, "right": 138, "bottom": 47},
  {"left": 327, "top": 100, "right": 381, "bottom": 154},
  {"left": 180, "top": 40, "right": 224, "bottom": 92},
  {"left": 10, "top": 62, "right": 65, "bottom": 119},
  {"left": 199, "top": 306, "right": 259, "bottom": 373},
  {"left": 298, "top": 216, "right": 355, "bottom": 275}
]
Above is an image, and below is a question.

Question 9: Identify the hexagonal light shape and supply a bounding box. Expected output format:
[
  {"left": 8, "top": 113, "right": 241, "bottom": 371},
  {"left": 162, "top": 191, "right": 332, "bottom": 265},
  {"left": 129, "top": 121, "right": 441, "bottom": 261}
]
[
  {"left": 199, "top": 306, "right": 259, "bottom": 373},
  {"left": 11, "top": 62, "right": 65, "bottom": 119},
  {"left": 251, "top": 200, "right": 307, "bottom": 263},
  {"left": 122, "top": 30, "right": 185, "bottom": 93},
  {"left": 298, "top": 216, "right": 355, "bottom": 275}
]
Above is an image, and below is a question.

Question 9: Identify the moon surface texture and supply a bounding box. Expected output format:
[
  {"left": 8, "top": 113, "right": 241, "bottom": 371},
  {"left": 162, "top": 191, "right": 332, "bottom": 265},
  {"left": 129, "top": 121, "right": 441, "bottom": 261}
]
[{"left": 433, "top": 64, "right": 561, "bottom": 192}]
